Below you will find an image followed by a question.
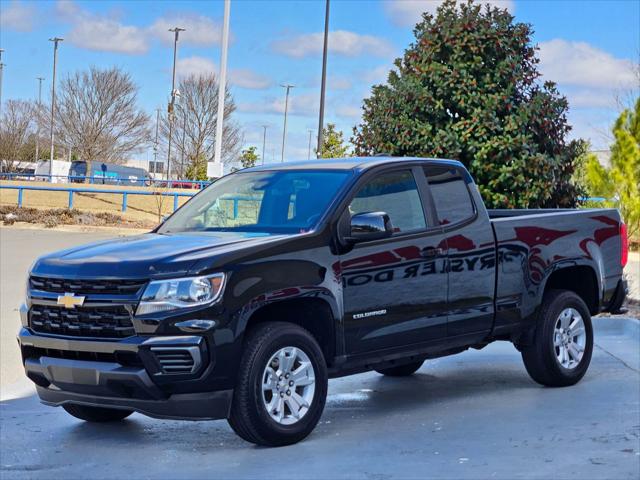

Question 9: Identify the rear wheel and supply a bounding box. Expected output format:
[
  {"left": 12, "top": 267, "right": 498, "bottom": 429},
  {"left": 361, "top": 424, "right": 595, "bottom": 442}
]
[
  {"left": 228, "top": 322, "right": 328, "bottom": 446},
  {"left": 375, "top": 360, "right": 424, "bottom": 377},
  {"left": 62, "top": 404, "right": 133, "bottom": 422},
  {"left": 521, "top": 290, "right": 593, "bottom": 387}
]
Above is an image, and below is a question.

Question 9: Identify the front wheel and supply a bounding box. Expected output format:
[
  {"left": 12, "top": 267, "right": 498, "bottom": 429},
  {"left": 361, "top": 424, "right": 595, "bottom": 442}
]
[
  {"left": 521, "top": 290, "right": 593, "bottom": 387},
  {"left": 228, "top": 322, "right": 328, "bottom": 446},
  {"left": 62, "top": 404, "right": 133, "bottom": 422}
]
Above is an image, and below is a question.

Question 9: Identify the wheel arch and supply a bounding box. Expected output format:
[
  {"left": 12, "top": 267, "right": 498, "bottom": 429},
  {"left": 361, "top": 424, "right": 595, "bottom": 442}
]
[
  {"left": 542, "top": 264, "right": 600, "bottom": 315},
  {"left": 241, "top": 296, "right": 338, "bottom": 365}
]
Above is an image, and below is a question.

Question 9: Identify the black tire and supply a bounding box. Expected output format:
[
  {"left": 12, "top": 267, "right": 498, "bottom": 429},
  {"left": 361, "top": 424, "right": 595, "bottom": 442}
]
[
  {"left": 375, "top": 360, "right": 424, "bottom": 377},
  {"left": 62, "top": 404, "right": 133, "bottom": 422},
  {"left": 228, "top": 322, "right": 328, "bottom": 447},
  {"left": 521, "top": 290, "right": 593, "bottom": 387}
]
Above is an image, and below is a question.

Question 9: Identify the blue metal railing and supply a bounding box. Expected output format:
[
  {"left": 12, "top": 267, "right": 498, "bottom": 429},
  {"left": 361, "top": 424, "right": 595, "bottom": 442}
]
[
  {"left": 0, "top": 172, "right": 211, "bottom": 189},
  {"left": 0, "top": 185, "right": 259, "bottom": 219},
  {"left": 0, "top": 184, "right": 197, "bottom": 212}
]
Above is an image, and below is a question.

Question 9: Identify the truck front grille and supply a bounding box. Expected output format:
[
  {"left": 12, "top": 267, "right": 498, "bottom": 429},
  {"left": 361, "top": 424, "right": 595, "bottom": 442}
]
[
  {"left": 29, "top": 304, "right": 135, "bottom": 339},
  {"left": 29, "top": 276, "right": 147, "bottom": 295}
]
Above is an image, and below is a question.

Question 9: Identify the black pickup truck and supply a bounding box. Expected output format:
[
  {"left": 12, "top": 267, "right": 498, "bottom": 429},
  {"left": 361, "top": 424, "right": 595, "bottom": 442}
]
[{"left": 18, "top": 157, "right": 628, "bottom": 446}]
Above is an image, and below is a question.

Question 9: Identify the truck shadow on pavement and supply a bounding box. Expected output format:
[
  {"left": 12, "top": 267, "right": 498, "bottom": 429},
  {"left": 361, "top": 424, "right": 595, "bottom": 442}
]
[{"left": 1, "top": 364, "right": 537, "bottom": 451}]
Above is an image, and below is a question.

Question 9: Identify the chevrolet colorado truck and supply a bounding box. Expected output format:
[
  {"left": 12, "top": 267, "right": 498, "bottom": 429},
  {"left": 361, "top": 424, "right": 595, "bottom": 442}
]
[{"left": 18, "top": 157, "right": 628, "bottom": 446}]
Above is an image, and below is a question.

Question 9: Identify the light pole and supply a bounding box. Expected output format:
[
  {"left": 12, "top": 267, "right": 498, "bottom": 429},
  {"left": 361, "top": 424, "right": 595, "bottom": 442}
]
[
  {"left": 35, "top": 77, "right": 44, "bottom": 162},
  {"left": 153, "top": 108, "right": 160, "bottom": 174},
  {"left": 211, "top": 0, "right": 231, "bottom": 178},
  {"left": 280, "top": 84, "right": 294, "bottom": 162},
  {"left": 48, "top": 37, "right": 63, "bottom": 180},
  {"left": 176, "top": 104, "right": 187, "bottom": 178},
  {"left": 307, "top": 129, "right": 314, "bottom": 160},
  {"left": 0, "top": 49, "right": 5, "bottom": 118},
  {"left": 317, "top": 0, "right": 330, "bottom": 157},
  {"left": 261, "top": 125, "right": 268, "bottom": 165},
  {"left": 166, "top": 27, "right": 185, "bottom": 181}
]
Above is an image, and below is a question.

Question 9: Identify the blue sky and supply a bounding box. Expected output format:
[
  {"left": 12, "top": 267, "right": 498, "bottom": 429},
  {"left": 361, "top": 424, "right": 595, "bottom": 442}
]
[{"left": 1, "top": 0, "right": 638, "bottom": 165}]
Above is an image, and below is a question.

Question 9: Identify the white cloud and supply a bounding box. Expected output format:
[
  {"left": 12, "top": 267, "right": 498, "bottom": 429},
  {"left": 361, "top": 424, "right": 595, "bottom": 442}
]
[
  {"left": 177, "top": 56, "right": 271, "bottom": 90},
  {"left": 147, "top": 14, "right": 225, "bottom": 47},
  {"left": 335, "top": 104, "right": 362, "bottom": 119},
  {"left": 238, "top": 91, "right": 363, "bottom": 120},
  {"left": 230, "top": 68, "right": 272, "bottom": 90},
  {"left": 56, "top": 0, "right": 148, "bottom": 54},
  {"left": 272, "top": 30, "right": 393, "bottom": 58},
  {"left": 238, "top": 91, "right": 319, "bottom": 117},
  {"left": 0, "top": 0, "right": 36, "bottom": 32},
  {"left": 177, "top": 56, "right": 217, "bottom": 77},
  {"left": 384, "top": 0, "right": 513, "bottom": 27},
  {"left": 360, "top": 65, "right": 393, "bottom": 84},
  {"left": 539, "top": 39, "right": 637, "bottom": 89},
  {"left": 566, "top": 89, "right": 619, "bottom": 109},
  {"left": 329, "top": 76, "right": 353, "bottom": 90},
  {"left": 54, "top": 2, "right": 226, "bottom": 55}
]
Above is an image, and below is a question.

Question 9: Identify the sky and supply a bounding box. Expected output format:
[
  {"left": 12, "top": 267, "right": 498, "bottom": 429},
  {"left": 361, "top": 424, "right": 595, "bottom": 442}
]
[{"left": 0, "top": 0, "right": 638, "bottom": 166}]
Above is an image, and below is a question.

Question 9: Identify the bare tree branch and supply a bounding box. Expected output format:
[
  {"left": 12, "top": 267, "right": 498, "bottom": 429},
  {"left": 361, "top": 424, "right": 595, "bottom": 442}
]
[
  {"left": 55, "top": 67, "right": 151, "bottom": 175},
  {"left": 159, "top": 73, "right": 241, "bottom": 178},
  {"left": 0, "top": 100, "right": 35, "bottom": 172}
]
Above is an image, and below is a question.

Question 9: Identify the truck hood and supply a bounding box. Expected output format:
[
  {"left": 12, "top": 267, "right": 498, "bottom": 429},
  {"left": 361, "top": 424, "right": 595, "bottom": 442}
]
[{"left": 30, "top": 232, "right": 290, "bottom": 279}]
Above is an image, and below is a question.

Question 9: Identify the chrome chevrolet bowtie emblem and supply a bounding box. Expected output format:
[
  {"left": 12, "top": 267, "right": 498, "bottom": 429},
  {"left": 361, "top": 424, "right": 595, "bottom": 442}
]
[{"left": 57, "top": 292, "right": 85, "bottom": 309}]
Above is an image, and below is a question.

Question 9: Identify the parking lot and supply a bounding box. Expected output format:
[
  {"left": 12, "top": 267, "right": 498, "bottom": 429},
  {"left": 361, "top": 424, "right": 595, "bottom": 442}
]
[{"left": 1, "top": 227, "right": 639, "bottom": 479}]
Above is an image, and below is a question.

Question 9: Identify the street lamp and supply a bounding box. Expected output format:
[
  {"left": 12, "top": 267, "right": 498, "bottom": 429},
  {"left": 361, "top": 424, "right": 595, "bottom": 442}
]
[
  {"left": 48, "top": 37, "right": 63, "bottom": 180},
  {"left": 35, "top": 77, "right": 45, "bottom": 162},
  {"left": 211, "top": 0, "right": 231, "bottom": 179},
  {"left": 153, "top": 108, "right": 160, "bottom": 175},
  {"left": 280, "top": 84, "right": 294, "bottom": 162},
  {"left": 316, "top": 0, "right": 330, "bottom": 157},
  {"left": 166, "top": 26, "right": 185, "bottom": 181},
  {"left": 0, "top": 49, "right": 5, "bottom": 118},
  {"left": 261, "top": 125, "right": 268, "bottom": 165},
  {"left": 174, "top": 103, "right": 188, "bottom": 178},
  {"left": 308, "top": 129, "right": 314, "bottom": 160}
]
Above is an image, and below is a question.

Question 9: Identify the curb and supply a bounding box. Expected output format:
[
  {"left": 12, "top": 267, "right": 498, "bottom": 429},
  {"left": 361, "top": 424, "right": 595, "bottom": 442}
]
[{"left": 0, "top": 223, "right": 149, "bottom": 235}]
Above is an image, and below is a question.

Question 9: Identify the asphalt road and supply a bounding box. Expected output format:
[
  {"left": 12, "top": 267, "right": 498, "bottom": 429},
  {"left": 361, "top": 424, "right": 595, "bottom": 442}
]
[{"left": 1, "top": 227, "right": 639, "bottom": 479}]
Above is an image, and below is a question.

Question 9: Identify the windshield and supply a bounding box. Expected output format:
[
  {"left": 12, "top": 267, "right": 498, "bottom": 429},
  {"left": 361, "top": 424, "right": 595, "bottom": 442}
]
[{"left": 158, "top": 169, "right": 352, "bottom": 234}]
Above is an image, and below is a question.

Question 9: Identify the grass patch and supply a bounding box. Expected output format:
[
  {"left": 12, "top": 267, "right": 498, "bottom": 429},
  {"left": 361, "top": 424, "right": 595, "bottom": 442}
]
[{"left": 0, "top": 205, "right": 153, "bottom": 229}]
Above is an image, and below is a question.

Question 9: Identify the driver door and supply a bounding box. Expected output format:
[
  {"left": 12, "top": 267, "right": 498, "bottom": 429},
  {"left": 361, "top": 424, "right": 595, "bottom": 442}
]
[{"left": 339, "top": 167, "right": 450, "bottom": 354}]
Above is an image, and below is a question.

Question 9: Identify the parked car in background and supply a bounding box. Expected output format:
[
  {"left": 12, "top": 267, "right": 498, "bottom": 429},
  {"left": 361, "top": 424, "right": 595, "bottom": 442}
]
[{"left": 69, "top": 161, "right": 151, "bottom": 186}]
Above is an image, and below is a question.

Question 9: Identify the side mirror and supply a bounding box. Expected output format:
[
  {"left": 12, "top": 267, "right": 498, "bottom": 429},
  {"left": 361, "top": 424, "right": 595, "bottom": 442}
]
[{"left": 348, "top": 212, "right": 393, "bottom": 243}]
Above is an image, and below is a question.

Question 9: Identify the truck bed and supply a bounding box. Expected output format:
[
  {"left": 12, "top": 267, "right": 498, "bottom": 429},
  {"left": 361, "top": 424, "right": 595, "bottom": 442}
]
[{"left": 488, "top": 207, "right": 624, "bottom": 334}]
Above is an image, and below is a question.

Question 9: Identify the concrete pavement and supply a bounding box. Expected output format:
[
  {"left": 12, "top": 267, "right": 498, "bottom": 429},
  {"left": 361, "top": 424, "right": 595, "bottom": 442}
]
[{"left": 1, "top": 227, "right": 638, "bottom": 479}]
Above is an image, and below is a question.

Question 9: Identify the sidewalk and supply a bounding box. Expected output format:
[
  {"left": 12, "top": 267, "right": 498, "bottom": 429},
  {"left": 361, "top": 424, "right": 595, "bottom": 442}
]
[{"left": 626, "top": 251, "right": 639, "bottom": 301}]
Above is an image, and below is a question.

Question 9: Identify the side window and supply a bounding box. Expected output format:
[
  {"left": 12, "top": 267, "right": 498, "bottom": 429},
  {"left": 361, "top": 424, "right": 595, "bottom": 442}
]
[
  {"left": 349, "top": 170, "right": 426, "bottom": 234},
  {"left": 424, "top": 166, "right": 475, "bottom": 226}
]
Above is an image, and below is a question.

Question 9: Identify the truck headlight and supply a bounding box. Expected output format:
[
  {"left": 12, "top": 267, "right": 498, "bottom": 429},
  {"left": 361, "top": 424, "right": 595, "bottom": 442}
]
[{"left": 136, "top": 273, "right": 226, "bottom": 315}]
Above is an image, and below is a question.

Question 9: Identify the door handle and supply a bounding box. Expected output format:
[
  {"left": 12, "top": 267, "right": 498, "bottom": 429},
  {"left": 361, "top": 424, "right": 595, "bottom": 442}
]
[{"left": 421, "top": 247, "right": 444, "bottom": 258}]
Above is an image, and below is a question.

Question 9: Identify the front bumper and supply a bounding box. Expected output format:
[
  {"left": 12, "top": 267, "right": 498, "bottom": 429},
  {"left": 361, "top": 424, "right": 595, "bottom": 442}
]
[{"left": 18, "top": 327, "right": 233, "bottom": 421}]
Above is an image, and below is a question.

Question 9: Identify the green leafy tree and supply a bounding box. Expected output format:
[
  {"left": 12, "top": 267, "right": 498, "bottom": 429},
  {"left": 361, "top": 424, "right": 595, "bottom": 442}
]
[
  {"left": 352, "top": 0, "right": 584, "bottom": 208},
  {"left": 584, "top": 99, "right": 640, "bottom": 238},
  {"left": 185, "top": 155, "right": 208, "bottom": 181},
  {"left": 319, "top": 123, "right": 351, "bottom": 158},
  {"left": 240, "top": 146, "right": 259, "bottom": 168}
]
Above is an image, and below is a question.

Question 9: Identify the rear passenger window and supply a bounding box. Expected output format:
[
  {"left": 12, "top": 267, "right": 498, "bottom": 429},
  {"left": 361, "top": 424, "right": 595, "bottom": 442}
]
[
  {"left": 424, "top": 166, "right": 475, "bottom": 226},
  {"left": 350, "top": 170, "right": 426, "bottom": 234}
]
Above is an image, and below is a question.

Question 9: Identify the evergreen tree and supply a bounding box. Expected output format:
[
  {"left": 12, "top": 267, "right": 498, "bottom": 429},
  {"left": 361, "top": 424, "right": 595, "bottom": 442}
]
[
  {"left": 584, "top": 98, "right": 640, "bottom": 237},
  {"left": 240, "top": 146, "right": 259, "bottom": 168},
  {"left": 352, "top": 0, "right": 584, "bottom": 208},
  {"left": 319, "top": 123, "right": 351, "bottom": 158}
]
